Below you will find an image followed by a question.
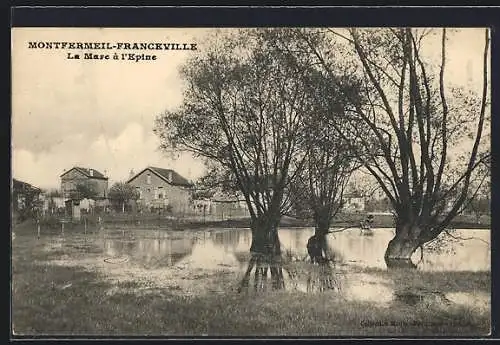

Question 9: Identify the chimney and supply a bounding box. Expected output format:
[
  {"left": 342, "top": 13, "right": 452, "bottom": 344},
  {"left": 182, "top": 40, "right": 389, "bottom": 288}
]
[
  {"left": 89, "top": 169, "right": 94, "bottom": 177},
  {"left": 104, "top": 170, "right": 107, "bottom": 177},
  {"left": 129, "top": 169, "right": 135, "bottom": 179}
]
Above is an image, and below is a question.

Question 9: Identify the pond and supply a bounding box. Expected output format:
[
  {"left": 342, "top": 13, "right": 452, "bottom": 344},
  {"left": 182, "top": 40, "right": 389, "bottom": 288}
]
[
  {"left": 97, "top": 227, "right": 491, "bottom": 272},
  {"left": 40, "top": 227, "right": 490, "bottom": 309}
]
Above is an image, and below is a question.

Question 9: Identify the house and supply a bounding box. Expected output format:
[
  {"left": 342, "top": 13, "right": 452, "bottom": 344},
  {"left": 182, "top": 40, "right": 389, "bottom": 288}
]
[
  {"left": 342, "top": 192, "right": 366, "bottom": 213},
  {"left": 12, "top": 178, "right": 42, "bottom": 216},
  {"left": 211, "top": 191, "right": 249, "bottom": 220},
  {"left": 192, "top": 198, "right": 213, "bottom": 215},
  {"left": 79, "top": 198, "right": 96, "bottom": 212},
  {"left": 60, "top": 167, "right": 109, "bottom": 200},
  {"left": 126, "top": 167, "right": 193, "bottom": 214}
]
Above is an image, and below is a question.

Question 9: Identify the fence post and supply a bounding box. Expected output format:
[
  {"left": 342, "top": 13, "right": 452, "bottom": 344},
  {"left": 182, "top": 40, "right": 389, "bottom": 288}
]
[
  {"left": 37, "top": 218, "right": 40, "bottom": 239},
  {"left": 61, "top": 221, "right": 64, "bottom": 236},
  {"left": 97, "top": 216, "right": 102, "bottom": 232}
]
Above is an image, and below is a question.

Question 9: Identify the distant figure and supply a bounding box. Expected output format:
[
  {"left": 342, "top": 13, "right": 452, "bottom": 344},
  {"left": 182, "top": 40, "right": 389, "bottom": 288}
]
[
  {"left": 366, "top": 214, "right": 374, "bottom": 226},
  {"left": 360, "top": 214, "right": 374, "bottom": 235},
  {"left": 307, "top": 234, "right": 328, "bottom": 264}
]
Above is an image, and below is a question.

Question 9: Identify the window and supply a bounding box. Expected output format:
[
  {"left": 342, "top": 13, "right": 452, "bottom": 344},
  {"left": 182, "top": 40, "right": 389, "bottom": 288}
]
[
  {"left": 147, "top": 174, "right": 151, "bottom": 185},
  {"left": 158, "top": 186, "right": 163, "bottom": 199},
  {"left": 136, "top": 187, "right": 142, "bottom": 199}
]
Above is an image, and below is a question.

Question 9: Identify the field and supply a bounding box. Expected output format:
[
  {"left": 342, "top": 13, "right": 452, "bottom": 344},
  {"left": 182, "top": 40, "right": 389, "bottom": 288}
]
[{"left": 11, "top": 220, "right": 491, "bottom": 337}]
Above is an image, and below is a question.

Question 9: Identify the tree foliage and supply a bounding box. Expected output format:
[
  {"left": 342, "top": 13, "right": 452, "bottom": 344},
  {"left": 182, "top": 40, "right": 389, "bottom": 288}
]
[
  {"left": 155, "top": 27, "right": 489, "bottom": 273},
  {"left": 108, "top": 182, "right": 139, "bottom": 212},
  {"left": 295, "top": 28, "right": 490, "bottom": 267},
  {"left": 155, "top": 28, "right": 341, "bottom": 290},
  {"left": 71, "top": 181, "right": 99, "bottom": 200},
  {"left": 155, "top": 29, "right": 319, "bottom": 233}
]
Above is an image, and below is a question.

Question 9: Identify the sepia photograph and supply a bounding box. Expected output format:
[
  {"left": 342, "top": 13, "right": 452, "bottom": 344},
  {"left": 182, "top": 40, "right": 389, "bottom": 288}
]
[{"left": 11, "top": 26, "right": 491, "bottom": 337}]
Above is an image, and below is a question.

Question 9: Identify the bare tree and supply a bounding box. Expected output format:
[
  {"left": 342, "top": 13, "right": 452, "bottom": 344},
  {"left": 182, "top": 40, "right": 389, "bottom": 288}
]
[
  {"left": 294, "top": 72, "right": 361, "bottom": 263},
  {"left": 298, "top": 28, "right": 491, "bottom": 268},
  {"left": 155, "top": 29, "right": 316, "bottom": 290}
]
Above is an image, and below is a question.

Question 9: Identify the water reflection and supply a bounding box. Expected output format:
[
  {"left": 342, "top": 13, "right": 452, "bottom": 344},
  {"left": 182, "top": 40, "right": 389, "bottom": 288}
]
[
  {"left": 98, "top": 228, "right": 490, "bottom": 272},
  {"left": 102, "top": 233, "right": 197, "bottom": 267},
  {"left": 210, "top": 230, "right": 241, "bottom": 252},
  {"left": 41, "top": 226, "right": 490, "bottom": 305},
  {"left": 327, "top": 229, "right": 394, "bottom": 269},
  {"left": 176, "top": 240, "right": 241, "bottom": 270}
]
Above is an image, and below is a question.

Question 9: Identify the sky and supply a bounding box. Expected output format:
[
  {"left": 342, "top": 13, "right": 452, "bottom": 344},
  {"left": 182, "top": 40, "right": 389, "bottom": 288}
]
[{"left": 11, "top": 28, "right": 489, "bottom": 190}]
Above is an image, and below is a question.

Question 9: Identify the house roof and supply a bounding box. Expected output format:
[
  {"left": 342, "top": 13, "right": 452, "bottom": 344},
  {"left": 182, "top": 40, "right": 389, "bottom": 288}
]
[
  {"left": 127, "top": 167, "right": 193, "bottom": 187},
  {"left": 60, "top": 167, "right": 108, "bottom": 180},
  {"left": 12, "top": 178, "right": 41, "bottom": 192}
]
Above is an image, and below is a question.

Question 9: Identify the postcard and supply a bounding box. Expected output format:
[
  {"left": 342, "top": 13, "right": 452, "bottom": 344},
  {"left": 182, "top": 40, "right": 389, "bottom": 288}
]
[{"left": 11, "top": 24, "right": 491, "bottom": 337}]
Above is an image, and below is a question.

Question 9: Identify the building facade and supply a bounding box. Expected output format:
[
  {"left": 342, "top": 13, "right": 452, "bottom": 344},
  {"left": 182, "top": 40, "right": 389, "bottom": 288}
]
[
  {"left": 127, "top": 167, "right": 193, "bottom": 214},
  {"left": 60, "top": 167, "right": 109, "bottom": 200},
  {"left": 342, "top": 192, "right": 366, "bottom": 213},
  {"left": 12, "top": 178, "right": 42, "bottom": 218}
]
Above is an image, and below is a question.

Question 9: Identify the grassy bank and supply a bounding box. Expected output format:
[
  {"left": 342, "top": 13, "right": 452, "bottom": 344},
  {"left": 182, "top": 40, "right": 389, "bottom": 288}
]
[
  {"left": 11, "top": 228, "right": 490, "bottom": 336},
  {"left": 20, "top": 211, "right": 491, "bottom": 236},
  {"left": 99, "top": 212, "right": 490, "bottom": 230}
]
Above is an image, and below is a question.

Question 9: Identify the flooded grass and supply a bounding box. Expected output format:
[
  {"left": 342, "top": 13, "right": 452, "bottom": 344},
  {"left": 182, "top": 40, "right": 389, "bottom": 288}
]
[
  {"left": 350, "top": 266, "right": 490, "bottom": 295},
  {"left": 12, "top": 263, "right": 489, "bottom": 335},
  {"left": 11, "top": 225, "right": 491, "bottom": 336}
]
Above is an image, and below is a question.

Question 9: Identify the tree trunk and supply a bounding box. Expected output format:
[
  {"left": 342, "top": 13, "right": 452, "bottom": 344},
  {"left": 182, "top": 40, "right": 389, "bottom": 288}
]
[
  {"left": 250, "top": 218, "right": 281, "bottom": 256},
  {"left": 305, "top": 212, "right": 341, "bottom": 292},
  {"left": 314, "top": 215, "right": 330, "bottom": 259},
  {"left": 384, "top": 223, "right": 420, "bottom": 269},
  {"left": 238, "top": 215, "right": 285, "bottom": 292},
  {"left": 308, "top": 212, "right": 330, "bottom": 262}
]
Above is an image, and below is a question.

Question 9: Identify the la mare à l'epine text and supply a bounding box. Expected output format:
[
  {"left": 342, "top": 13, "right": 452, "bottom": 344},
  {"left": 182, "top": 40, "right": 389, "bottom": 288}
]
[{"left": 67, "top": 52, "right": 158, "bottom": 62}]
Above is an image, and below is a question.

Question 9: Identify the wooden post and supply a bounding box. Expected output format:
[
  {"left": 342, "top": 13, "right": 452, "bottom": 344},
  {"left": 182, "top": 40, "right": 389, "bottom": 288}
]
[
  {"left": 61, "top": 221, "right": 65, "bottom": 236},
  {"left": 84, "top": 217, "right": 87, "bottom": 236},
  {"left": 37, "top": 219, "right": 40, "bottom": 239}
]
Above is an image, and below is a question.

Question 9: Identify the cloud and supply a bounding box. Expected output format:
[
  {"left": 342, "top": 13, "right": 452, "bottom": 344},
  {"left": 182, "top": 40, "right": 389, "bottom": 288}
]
[
  {"left": 11, "top": 27, "right": 487, "bottom": 190},
  {"left": 11, "top": 28, "right": 212, "bottom": 189},
  {"left": 12, "top": 27, "right": 205, "bottom": 155},
  {"left": 12, "top": 122, "right": 206, "bottom": 189}
]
